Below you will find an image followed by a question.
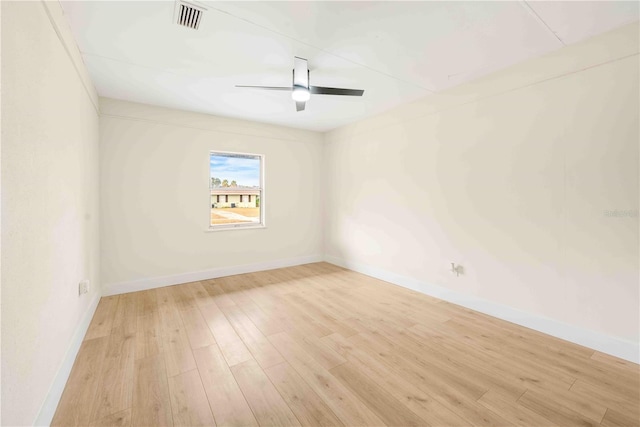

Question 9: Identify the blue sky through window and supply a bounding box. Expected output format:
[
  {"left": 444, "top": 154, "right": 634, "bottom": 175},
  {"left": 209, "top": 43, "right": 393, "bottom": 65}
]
[{"left": 210, "top": 153, "right": 260, "bottom": 187}]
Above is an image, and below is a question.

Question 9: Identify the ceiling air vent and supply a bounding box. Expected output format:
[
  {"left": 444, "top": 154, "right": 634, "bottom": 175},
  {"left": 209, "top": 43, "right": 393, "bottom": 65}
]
[{"left": 175, "top": 1, "right": 205, "bottom": 30}]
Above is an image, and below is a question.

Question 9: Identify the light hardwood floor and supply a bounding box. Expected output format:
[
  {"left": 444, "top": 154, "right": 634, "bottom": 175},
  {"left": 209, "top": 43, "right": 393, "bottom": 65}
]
[{"left": 52, "top": 262, "right": 639, "bottom": 426}]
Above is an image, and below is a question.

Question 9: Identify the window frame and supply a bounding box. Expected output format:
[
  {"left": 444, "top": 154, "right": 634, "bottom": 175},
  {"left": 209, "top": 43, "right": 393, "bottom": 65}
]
[{"left": 208, "top": 150, "right": 265, "bottom": 231}]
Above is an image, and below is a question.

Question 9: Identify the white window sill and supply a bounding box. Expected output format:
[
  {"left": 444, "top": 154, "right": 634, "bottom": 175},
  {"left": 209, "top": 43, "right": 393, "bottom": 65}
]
[{"left": 205, "top": 224, "right": 266, "bottom": 232}]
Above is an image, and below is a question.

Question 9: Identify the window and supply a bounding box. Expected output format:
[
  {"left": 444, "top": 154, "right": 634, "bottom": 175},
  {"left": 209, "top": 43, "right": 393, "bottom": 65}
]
[{"left": 210, "top": 151, "right": 264, "bottom": 229}]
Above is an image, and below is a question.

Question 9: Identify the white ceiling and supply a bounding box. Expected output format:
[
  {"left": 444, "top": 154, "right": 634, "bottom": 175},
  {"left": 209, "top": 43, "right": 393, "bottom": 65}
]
[{"left": 60, "top": 1, "right": 638, "bottom": 132}]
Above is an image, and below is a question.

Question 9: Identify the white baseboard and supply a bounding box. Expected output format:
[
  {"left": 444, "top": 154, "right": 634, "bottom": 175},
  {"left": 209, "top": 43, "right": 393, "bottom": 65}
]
[
  {"left": 325, "top": 255, "right": 639, "bottom": 364},
  {"left": 34, "top": 293, "right": 101, "bottom": 426},
  {"left": 102, "top": 255, "right": 324, "bottom": 296}
]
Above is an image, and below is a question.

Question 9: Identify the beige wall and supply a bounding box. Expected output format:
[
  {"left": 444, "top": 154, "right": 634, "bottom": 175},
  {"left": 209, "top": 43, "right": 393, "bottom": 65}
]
[
  {"left": 324, "top": 24, "right": 639, "bottom": 345},
  {"left": 100, "top": 98, "right": 323, "bottom": 291},
  {"left": 1, "top": 2, "right": 101, "bottom": 425}
]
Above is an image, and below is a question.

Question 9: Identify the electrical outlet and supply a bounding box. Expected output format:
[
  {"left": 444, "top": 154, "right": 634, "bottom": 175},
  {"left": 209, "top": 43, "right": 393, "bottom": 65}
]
[
  {"left": 79, "top": 279, "right": 90, "bottom": 295},
  {"left": 450, "top": 263, "right": 464, "bottom": 277}
]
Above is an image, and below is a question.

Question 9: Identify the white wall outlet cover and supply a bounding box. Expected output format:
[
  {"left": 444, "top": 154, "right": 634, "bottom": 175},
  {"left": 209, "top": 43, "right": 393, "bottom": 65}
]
[
  {"left": 79, "top": 280, "right": 90, "bottom": 295},
  {"left": 450, "top": 263, "right": 464, "bottom": 276}
]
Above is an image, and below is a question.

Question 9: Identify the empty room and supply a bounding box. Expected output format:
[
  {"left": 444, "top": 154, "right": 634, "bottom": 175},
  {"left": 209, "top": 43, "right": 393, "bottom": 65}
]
[{"left": 1, "top": 1, "right": 639, "bottom": 426}]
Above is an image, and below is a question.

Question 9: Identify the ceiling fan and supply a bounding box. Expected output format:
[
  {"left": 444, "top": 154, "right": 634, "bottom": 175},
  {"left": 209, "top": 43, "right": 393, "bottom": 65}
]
[{"left": 236, "top": 57, "right": 364, "bottom": 112}]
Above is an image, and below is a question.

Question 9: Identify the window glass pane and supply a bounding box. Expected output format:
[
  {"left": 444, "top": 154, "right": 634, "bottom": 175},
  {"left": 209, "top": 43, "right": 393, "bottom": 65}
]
[
  {"left": 210, "top": 154, "right": 260, "bottom": 188},
  {"left": 210, "top": 152, "right": 262, "bottom": 227}
]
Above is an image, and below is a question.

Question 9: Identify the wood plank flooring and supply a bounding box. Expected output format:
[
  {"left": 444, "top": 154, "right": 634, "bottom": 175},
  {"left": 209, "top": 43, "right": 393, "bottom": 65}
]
[{"left": 52, "top": 262, "right": 640, "bottom": 426}]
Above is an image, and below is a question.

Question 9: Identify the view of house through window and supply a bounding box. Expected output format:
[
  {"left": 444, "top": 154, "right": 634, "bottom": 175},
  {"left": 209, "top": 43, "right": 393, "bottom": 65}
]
[{"left": 210, "top": 151, "right": 263, "bottom": 228}]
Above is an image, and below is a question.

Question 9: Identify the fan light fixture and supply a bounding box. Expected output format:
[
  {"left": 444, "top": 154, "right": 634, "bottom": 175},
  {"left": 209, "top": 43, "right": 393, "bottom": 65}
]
[
  {"left": 291, "top": 86, "right": 310, "bottom": 102},
  {"left": 236, "top": 57, "right": 364, "bottom": 112}
]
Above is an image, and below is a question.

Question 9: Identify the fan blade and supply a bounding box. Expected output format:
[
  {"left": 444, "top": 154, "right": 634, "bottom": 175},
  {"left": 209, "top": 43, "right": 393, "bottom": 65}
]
[
  {"left": 296, "top": 101, "right": 306, "bottom": 112},
  {"left": 293, "top": 57, "right": 309, "bottom": 88},
  {"left": 235, "top": 85, "right": 292, "bottom": 91},
  {"left": 310, "top": 86, "right": 364, "bottom": 96}
]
